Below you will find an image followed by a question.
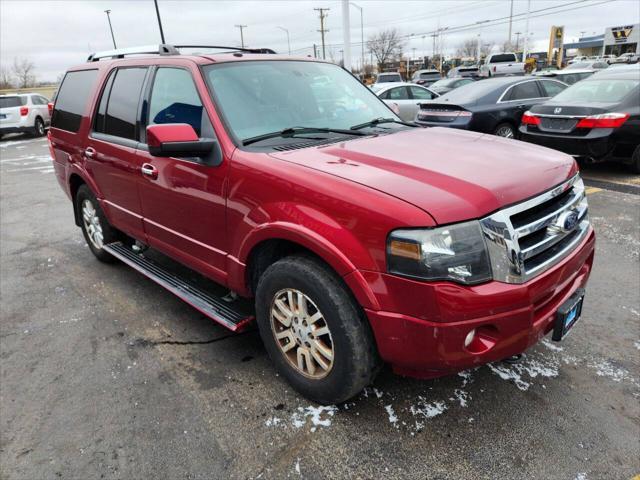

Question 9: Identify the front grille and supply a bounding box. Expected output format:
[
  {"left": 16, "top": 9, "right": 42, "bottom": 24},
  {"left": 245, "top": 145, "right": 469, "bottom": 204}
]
[{"left": 479, "top": 175, "right": 589, "bottom": 283}]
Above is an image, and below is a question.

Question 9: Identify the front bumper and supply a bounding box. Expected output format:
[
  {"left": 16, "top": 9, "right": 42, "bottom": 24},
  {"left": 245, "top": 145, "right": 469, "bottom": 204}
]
[{"left": 363, "top": 228, "right": 595, "bottom": 379}]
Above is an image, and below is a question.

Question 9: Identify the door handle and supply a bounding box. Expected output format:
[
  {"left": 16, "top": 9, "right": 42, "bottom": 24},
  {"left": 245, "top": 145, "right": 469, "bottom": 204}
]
[
  {"left": 141, "top": 163, "right": 158, "bottom": 180},
  {"left": 84, "top": 147, "right": 96, "bottom": 158}
]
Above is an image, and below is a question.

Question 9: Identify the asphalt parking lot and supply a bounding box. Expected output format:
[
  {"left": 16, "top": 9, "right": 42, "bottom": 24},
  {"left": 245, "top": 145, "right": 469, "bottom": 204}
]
[{"left": 0, "top": 134, "right": 638, "bottom": 480}]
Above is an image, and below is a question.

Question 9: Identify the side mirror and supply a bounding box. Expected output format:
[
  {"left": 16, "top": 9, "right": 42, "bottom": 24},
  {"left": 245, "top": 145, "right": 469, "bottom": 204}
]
[{"left": 147, "top": 123, "right": 216, "bottom": 158}]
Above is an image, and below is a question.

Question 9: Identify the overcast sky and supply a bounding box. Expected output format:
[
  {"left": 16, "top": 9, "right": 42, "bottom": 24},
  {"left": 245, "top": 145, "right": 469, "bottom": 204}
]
[{"left": 1, "top": 0, "right": 638, "bottom": 82}]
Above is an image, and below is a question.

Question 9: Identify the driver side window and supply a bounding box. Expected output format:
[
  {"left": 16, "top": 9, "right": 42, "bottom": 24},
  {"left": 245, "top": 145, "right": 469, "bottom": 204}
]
[{"left": 148, "top": 68, "right": 211, "bottom": 138}]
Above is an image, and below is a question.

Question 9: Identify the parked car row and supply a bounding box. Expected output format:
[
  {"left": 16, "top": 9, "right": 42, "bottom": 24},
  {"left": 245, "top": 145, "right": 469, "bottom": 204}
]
[{"left": 412, "top": 65, "right": 639, "bottom": 172}]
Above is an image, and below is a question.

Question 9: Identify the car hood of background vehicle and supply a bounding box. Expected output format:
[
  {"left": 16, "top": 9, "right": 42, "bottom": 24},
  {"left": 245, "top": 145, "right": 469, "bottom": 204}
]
[{"left": 268, "top": 127, "right": 576, "bottom": 225}]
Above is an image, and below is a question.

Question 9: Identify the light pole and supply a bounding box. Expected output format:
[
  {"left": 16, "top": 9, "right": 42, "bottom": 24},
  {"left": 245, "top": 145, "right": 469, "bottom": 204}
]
[
  {"left": 235, "top": 24, "right": 247, "bottom": 48},
  {"left": 104, "top": 9, "right": 117, "bottom": 49},
  {"left": 349, "top": 2, "right": 364, "bottom": 75},
  {"left": 277, "top": 27, "right": 291, "bottom": 55}
]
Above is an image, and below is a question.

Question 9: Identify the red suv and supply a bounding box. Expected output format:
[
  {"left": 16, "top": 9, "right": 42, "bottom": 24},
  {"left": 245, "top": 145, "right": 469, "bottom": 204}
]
[{"left": 49, "top": 45, "right": 595, "bottom": 404}]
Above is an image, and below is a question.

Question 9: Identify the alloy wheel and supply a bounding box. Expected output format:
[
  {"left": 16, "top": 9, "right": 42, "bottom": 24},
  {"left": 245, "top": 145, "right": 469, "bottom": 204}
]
[
  {"left": 270, "top": 288, "right": 334, "bottom": 379},
  {"left": 496, "top": 125, "right": 515, "bottom": 138},
  {"left": 82, "top": 199, "right": 104, "bottom": 249}
]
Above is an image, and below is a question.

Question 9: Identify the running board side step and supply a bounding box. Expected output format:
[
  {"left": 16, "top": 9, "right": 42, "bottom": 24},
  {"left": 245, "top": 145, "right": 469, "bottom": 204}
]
[{"left": 103, "top": 242, "right": 254, "bottom": 331}]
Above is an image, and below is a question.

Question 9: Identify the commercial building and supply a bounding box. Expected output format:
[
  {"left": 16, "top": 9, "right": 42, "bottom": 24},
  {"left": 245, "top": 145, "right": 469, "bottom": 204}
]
[{"left": 563, "top": 24, "right": 638, "bottom": 57}]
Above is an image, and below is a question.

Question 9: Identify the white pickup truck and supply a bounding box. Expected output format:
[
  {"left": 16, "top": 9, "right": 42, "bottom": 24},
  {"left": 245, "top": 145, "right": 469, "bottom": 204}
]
[{"left": 479, "top": 52, "right": 525, "bottom": 77}]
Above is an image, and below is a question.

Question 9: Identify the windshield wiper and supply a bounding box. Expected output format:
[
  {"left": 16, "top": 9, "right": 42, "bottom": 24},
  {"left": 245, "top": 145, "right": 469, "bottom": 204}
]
[
  {"left": 242, "top": 126, "right": 367, "bottom": 146},
  {"left": 350, "top": 117, "right": 416, "bottom": 130}
]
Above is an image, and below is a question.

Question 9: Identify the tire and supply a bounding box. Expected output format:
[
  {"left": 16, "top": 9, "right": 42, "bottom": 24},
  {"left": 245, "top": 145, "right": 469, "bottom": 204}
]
[
  {"left": 631, "top": 145, "right": 640, "bottom": 175},
  {"left": 32, "top": 117, "right": 45, "bottom": 137},
  {"left": 75, "top": 185, "right": 118, "bottom": 263},
  {"left": 255, "top": 255, "right": 380, "bottom": 404},
  {"left": 494, "top": 122, "right": 516, "bottom": 139}
]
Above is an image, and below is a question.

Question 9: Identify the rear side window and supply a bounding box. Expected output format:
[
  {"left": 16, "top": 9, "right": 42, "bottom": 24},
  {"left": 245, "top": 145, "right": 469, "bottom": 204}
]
[
  {"left": 148, "top": 68, "right": 204, "bottom": 136},
  {"left": 503, "top": 81, "right": 541, "bottom": 101},
  {"left": 539, "top": 80, "right": 566, "bottom": 97},
  {"left": 491, "top": 54, "right": 517, "bottom": 63},
  {"left": 0, "top": 96, "right": 25, "bottom": 108},
  {"left": 101, "top": 68, "right": 148, "bottom": 140},
  {"left": 52, "top": 69, "right": 99, "bottom": 132}
]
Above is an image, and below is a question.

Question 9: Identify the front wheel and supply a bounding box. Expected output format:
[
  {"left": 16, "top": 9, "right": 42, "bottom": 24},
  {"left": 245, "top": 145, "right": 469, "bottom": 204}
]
[
  {"left": 494, "top": 122, "right": 516, "bottom": 139},
  {"left": 255, "top": 255, "right": 380, "bottom": 404},
  {"left": 76, "top": 185, "right": 119, "bottom": 263}
]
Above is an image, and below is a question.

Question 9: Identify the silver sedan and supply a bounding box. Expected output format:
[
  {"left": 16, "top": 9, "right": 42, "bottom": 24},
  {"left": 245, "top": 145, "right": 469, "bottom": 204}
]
[{"left": 374, "top": 82, "right": 440, "bottom": 122}]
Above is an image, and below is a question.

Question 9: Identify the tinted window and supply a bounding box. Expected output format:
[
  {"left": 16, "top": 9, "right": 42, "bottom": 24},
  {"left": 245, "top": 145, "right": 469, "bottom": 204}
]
[
  {"left": 149, "top": 68, "right": 204, "bottom": 136},
  {"left": 410, "top": 86, "right": 434, "bottom": 99},
  {"left": 490, "top": 54, "right": 517, "bottom": 63},
  {"left": 540, "top": 80, "right": 566, "bottom": 97},
  {"left": 102, "top": 68, "right": 147, "bottom": 140},
  {"left": 419, "top": 72, "right": 441, "bottom": 79},
  {"left": 378, "top": 74, "right": 401, "bottom": 82},
  {"left": 94, "top": 70, "right": 116, "bottom": 133},
  {"left": 52, "top": 69, "right": 98, "bottom": 132},
  {"left": 388, "top": 87, "right": 409, "bottom": 100},
  {"left": 505, "top": 81, "right": 540, "bottom": 101},
  {"left": 0, "top": 96, "right": 22, "bottom": 108},
  {"left": 552, "top": 78, "right": 639, "bottom": 103}
]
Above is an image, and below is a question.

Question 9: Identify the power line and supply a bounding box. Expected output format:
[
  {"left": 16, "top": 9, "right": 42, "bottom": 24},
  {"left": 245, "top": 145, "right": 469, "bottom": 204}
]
[{"left": 314, "top": 8, "right": 330, "bottom": 60}]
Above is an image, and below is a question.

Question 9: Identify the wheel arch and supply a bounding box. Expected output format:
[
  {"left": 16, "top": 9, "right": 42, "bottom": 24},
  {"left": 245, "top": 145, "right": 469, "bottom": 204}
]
[
  {"left": 235, "top": 227, "right": 380, "bottom": 311},
  {"left": 69, "top": 173, "right": 86, "bottom": 226}
]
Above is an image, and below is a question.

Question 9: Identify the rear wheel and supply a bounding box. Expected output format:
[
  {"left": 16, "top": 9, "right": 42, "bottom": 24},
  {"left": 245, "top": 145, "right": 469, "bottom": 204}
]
[
  {"left": 76, "top": 185, "right": 118, "bottom": 263},
  {"left": 32, "top": 117, "right": 45, "bottom": 137},
  {"left": 255, "top": 255, "right": 380, "bottom": 404},
  {"left": 494, "top": 122, "right": 516, "bottom": 139}
]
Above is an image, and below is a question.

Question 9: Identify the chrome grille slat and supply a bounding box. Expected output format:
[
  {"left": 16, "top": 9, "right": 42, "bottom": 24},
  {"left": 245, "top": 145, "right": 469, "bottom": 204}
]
[{"left": 479, "top": 175, "right": 590, "bottom": 284}]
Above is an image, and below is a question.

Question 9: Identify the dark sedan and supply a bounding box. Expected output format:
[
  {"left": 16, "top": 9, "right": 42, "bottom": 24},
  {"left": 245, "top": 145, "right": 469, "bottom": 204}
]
[
  {"left": 415, "top": 76, "right": 568, "bottom": 138},
  {"left": 519, "top": 69, "right": 640, "bottom": 172}
]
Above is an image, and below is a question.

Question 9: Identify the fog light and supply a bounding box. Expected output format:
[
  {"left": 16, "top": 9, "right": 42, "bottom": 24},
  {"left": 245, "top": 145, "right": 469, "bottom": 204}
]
[{"left": 464, "top": 329, "right": 476, "bottom": 348}]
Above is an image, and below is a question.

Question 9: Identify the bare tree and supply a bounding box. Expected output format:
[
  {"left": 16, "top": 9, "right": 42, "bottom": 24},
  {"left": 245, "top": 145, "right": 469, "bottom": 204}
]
[
  {"left": 456, "top": 37, "right": 495, "bottom": 59},
  {"left": 367, "top": 29, "right": 404, "bottom": 70},
  {"left": 12, "top": 57, "right": 36, "bottom": 88},
  {"left": 0, "top": 67, "right": 13, "bottom": 89}
]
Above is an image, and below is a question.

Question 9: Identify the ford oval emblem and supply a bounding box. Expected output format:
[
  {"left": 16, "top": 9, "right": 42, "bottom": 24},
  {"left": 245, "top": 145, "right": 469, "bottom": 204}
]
[
  {"left": 554, "top": 107, "right": 562, "bottom": 114},
  {"left": 553, "top": 210, "right": 579, "bottom": 233}
]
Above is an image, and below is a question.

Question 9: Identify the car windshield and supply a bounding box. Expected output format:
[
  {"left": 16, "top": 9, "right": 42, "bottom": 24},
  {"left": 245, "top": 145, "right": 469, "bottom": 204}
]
[
  {"left": 203, "top": 61, "right": 398, "bottom": 142},
  {"left": 435, "top": 80, "right": 504, "bottom": 105},
  {"left": 0, "top": 96, "right": 24, "bottom": 108},
  {"left": 566, "top": 62, "right": 592, "bottom": 70},
  {"left": 551, "top": 78, "right": 639, "bottom": 103}
]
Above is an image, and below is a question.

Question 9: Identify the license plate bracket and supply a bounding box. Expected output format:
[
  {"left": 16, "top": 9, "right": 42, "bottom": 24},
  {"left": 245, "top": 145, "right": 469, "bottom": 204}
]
[{"left": 552, "top": 288, "right": 585, "bottom": 341}]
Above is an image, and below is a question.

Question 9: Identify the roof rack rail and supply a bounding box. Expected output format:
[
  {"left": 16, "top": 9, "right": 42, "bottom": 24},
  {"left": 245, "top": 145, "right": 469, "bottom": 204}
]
[{"left": 87, "top": 43, "right": 275, "bottom": 62}]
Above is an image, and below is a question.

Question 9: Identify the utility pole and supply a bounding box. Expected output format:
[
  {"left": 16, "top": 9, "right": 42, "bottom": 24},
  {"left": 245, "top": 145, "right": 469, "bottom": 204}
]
[
  {"left": 314, "top": 8, "right": 330, "bottom": 60},
  {"left": 580, "top": 30, "right": 586, "bottom": 39},
  {"left": 522, "top": 0, "right": 531, "bottom": 62},
  {"left": 104, "top": 9, "right": 117, "bottom": 49},
  {"left": 277, "top": 27, "right": 291, "bottom": 55},
  {"left": 514, "top": 31, "right": 522, "bottom": 51},
  {"left": 341, "top": 0, "right": 351, "bottom": 70},
  {"left": 350, "top": 2, "right": 364, "bottom": 76},
  {"left": 153, "top": 0, "right": 165, "bottom": 44},
  {"left": 507, "top": 0, "right": 514, "bottom": 45},
  {"left": 235, "top": 24, "right": 247, "bottom": 48},
  {"left": 313, "top": 44, "right": 318, "bottom": 58}
]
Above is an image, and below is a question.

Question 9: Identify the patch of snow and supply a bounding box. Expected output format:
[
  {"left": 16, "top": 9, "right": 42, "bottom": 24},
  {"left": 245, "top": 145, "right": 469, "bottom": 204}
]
[
  {"left": 574, "top": 473, "right": 587, "bottom": 480},
  {"left": 265, "top": 417, "right": 281, "bottom": 427},
  {"left": 634, "top": 340, "right": 640, "bottom": 351},
  {"left": 290, "top": 405, "right": 337, "bottom": 431},
  {"left": 488, "top": 363, "right": 531, "bottom": 391},
  {"left": 294, "top": 458, "right": 301, "bottom": 475},
  {"left": 410, "top": 397, "right": 447, "bottom": 419},
  {"left": 587, "top": 359, "right": 629, "bottom": 382},
  {"left": 384, "top": 404, "right": 399, "bottom": 427},
  {"left": 452, "top": 389, "right": 469, "bottom": 407},
  {"left": 488, "top": 355, "right": 559, "bottom": 391},
  {"left": 541, "top": 338, "right": 563, "bottom": 351}
]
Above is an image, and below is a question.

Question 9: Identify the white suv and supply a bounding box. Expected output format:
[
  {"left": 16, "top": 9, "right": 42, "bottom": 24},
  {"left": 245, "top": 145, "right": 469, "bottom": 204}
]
[{"left": 0, "top": 93, "right": 51, "bottom": 138}]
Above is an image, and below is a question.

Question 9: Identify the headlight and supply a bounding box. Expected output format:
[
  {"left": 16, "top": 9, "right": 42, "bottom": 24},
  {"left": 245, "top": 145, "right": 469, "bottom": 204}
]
[{"left": 387, "top": 221, "right": 492, "bottom": 285}]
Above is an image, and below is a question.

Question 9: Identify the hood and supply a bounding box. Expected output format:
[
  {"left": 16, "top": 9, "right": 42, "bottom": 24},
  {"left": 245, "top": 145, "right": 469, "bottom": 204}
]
[{"left": 268, "top": 127, "right": 576, "bottom": 225}]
